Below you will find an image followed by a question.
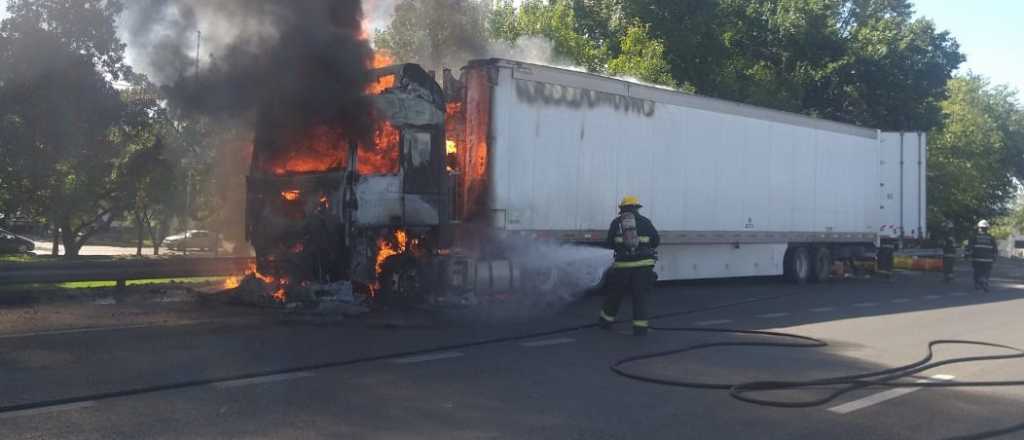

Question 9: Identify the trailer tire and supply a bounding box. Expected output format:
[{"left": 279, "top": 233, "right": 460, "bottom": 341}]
[
  {"left": 784, "top": 247, "right": 811, "bottom": 284},
  {"left": 811, "top": 247, "right": 832, "bottom": 283}
]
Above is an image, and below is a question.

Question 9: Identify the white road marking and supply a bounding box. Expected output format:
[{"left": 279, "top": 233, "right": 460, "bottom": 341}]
[
  {"left": 693, "top": 319, "right": 734, "bottom": 326},
  {"left": 950, "top": 292, "right": 969, "bottom": 297},
  {"left": 756, "top": 313, "right": 790, "bottom": 319},
  {"left": 391, "top": 352, "right": 464, "bottom": 364},
  {"left": 213, "top": 372, "right": 315, "bottom": 388},
  {"left": 827, "top": 374, "right": 955, "bottom": 415},
  {"left": 0, "top": 401, "right": 97, "bottom": 419},
  {"left": 923, "top": 295, "right": 943, "bottom": 300},
  {"left": 809, "top": 307, "right": 835, "bottom": 313},
  {"left": 0, "top": 318, "right": 255, "bottom": 340},
  {"left": 92, "top": 297, "right": 116, "bottom": 305},
  {"left": 891, "top": 298, "right": 912, "bottom": 303},
  {"left": 852, "top": 302, "right": 879, "bottom": 307},
  {"left": 520, "top": 337, "right": 576, "bottom": 347}
]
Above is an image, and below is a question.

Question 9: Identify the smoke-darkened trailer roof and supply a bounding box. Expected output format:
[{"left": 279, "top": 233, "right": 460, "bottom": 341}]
[{"left": 466, "top": 58, "right": 879, "bottom": 140}]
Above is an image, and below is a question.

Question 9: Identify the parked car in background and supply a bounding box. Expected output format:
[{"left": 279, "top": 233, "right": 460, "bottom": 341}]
[
  {"left": 0, "top": 228, "right": 35, "bottom": 254},
  {"left": 164, "top": 230, "right": 220, "bottom": 253}
]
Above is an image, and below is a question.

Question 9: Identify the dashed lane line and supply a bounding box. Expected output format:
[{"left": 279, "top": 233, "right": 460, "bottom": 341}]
[
  {"left": 809, "top": 307, "right": 835, "bottom": 313},
  {"left": 755, "top": 313, "right": 790, "bottom": 319},
  {"left": 520, "top": 337, "right": 576, "bottom": 347},
  {"left": 391, "top": 352, "right": 464, "bottom": 364},
  {"left": 212, "top": 372, "right": 316, "bottom": 389},
  {"left": 852, "top": 302, "right": 879, "bottom": 307},
  {"left": 891, "top": 298, "right": 912, "bottom": 303},
  {"left": 923, "top": 295, "right": 943, "bottom": 300},
  {"left": 0, "top": 401, "right": 96, "bottom": 419},
  {"left": 693, "top": 319, "right": 734, "bottom": 326},
  {"left": 950, "top": 292, "right": 969, "bottom": 297},
  {"left": 827, "top": 374, "right": 955, "bottom": 415}
]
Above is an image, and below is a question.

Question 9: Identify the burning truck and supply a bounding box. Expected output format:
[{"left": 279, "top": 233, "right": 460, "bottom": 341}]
[
  {"left": 242, "top": 57, "right": 544, "bottom": 307},
  {"left": 241, "top": 57, "right": 928, "bottom": 307}
]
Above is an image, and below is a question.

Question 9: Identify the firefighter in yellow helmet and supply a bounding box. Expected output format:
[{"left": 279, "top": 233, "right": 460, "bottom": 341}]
[
  {"left": 598, "top": 196, "right": 660, "bottom": 336},
  {"left": 967, "top": 220, "right": 996, "bottom": 292}
]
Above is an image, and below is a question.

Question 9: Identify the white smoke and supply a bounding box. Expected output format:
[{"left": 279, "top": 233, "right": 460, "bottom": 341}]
[{"left": 445, "top": 234, "right": 614, "bottom": 324}]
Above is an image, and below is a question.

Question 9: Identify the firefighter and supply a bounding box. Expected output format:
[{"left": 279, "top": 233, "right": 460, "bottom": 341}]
[
  {"left": 598, "top": 196, "right": 660, "bottom": 336},
  {"left": 877, "top": 229, "right": 898, "bottom": 279},
  {"left": 967, "top": 220, "right": 996, "bottom": 292},
  {"left": 942, "top": 231, "right": 957, "bottom": 283}
]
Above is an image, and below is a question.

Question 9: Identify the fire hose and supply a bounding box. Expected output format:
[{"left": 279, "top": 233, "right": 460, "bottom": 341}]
[{"left": 610, "top": 326, "right": 1024, "bottom": 439}]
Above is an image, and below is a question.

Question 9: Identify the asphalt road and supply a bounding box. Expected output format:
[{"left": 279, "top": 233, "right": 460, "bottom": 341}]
[{"left": 2, "top": 263, "right": 1024, "bottom": 439}]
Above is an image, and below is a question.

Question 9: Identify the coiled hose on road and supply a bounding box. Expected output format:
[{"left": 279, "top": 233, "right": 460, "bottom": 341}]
[{"left": 610, "top": 326, "right": 1024, "bottom": 439}]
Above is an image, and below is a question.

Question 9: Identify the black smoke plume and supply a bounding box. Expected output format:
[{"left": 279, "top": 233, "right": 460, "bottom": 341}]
[{"left": 123, "top": 0, "right": 376, "bottom": 153}]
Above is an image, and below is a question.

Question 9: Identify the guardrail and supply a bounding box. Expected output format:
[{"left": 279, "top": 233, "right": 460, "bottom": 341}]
[{"left": 0, "top": 257, "right": 254, "bottom": 286}]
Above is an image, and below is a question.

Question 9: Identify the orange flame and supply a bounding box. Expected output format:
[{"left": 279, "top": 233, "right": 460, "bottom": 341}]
[
  {"left": 367, "top": 74, "right": 395, "bottom": 95},
  {"left": 375, "top": 229, "right": 408, "bottom": 282},
  {"left": 281, "top": 190, "right": 301, "bottom": 201},
  {"left": 222, "top": 262, "right": 287, "bottom": 303},
  {"left": 272, "top": 287, "right": 287, "bottom": 303},
  {"left": 371, "top": 50, "right": 394, "bottom": 69},
  {"left": 270, "top": 125, "right": 349, "bottom": 175},
  {"left": 357, "top": 120, "right": 400, "bottom": 175}
]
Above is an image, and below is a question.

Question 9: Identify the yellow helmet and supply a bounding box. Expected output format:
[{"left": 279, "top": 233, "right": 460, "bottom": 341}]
[{"left": 619, "top": 195, "right": 641, "bottom": 208}]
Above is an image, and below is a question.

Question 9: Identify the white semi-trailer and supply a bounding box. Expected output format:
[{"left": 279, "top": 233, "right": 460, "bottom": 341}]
[
  {"left": 247, "top": 58, "right": 927, "bottom": 304},
  {"left": 448, "top": 59, "right": 926, "bottom": 283}
]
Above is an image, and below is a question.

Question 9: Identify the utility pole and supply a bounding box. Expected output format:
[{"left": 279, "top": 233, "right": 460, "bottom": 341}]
[{"left": 195, "top": 30, "right": 202, "bottom": 78}]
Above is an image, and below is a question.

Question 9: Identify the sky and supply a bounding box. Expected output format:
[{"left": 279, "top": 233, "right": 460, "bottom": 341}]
[{"left": 0, "top": 0, "right": 1019, "bottom": 95}]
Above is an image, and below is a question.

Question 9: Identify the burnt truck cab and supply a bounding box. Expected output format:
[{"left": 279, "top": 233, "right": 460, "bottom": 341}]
[{"left": 245, "top": 64, "right": 450, "bottom": 293}]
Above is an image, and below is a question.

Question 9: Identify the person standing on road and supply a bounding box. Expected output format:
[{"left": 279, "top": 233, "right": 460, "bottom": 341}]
[
  {"left": 967, "top": 220, "right": 996, "bottom": 292},
  {"left": 877, "top": 228, "right": 898, "bottom": 279},
  {"left": 598, "top": 196, "right": 659, "bottom": 336},
  {"left": 942, "top": 227, "right": 958, "bottom": 283}
]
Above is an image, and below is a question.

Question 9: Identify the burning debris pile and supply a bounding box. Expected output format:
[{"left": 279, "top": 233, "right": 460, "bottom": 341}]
[{"left": 222, "top": 262, "right": 369, "bottom": 314}]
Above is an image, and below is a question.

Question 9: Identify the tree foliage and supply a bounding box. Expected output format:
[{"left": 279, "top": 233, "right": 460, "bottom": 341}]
[
  {"left": 928, "top": 75, "right": 1024, "bottom": 239},
  {"left": 0, "top": 0, "right": 143, "bottom": 256}
]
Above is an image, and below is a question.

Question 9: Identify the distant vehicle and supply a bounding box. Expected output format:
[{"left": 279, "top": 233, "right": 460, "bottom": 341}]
[
  {"left": 0, "top": 228, "right": 35, "bottom": 254},
  {"left": 164, "top": 230, "right": 220, "bottom": 253}
]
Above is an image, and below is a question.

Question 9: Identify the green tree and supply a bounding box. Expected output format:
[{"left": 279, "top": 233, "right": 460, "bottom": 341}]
[
  {"left": 490, "top": 0, "right": 609, "bottom": 71},
  {"left": 0, "top": 0, "right": 139, "bottom": 256},
  {"left": 624, "top": 0, "right": 962, "bottom": 129},
  {"left": 117, "top": 73, "right": 182, "bottom": 255},
  {"left": 489, "top": 0, "right": 675, "bottom": 86},
  {"left": 606, "top": 22, "right": 676, "bottom": 87},
  {"left": 928, "top": 75, "right": 1024, "bottom": 239}
]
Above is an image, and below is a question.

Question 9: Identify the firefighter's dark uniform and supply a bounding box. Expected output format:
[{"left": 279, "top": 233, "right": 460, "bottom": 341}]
[
  {"left": 968, "top": 231, "right": 996, "bottom": 291},
  {"left": 877, "top": 238, "right": 896, "bottom": 278},
  {"left": 599, "top": 205, "right": 659, "bottom": 336},
  {"left": 942, "top": 236, "right": 957, "bottom": 281}
]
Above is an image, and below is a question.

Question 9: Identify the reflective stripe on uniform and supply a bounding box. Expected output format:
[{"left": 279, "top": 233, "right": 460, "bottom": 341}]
[
  {"left": 600, "top": 311, "right": 615, "bottom": 322},
  {"left": 614, "top": 236, "right": 652, "bottom": 243},
  {"left": 633, "top": 320, "right": 649, "bottom": 328},
  {"left": 973, "top": 245, "right": 994, "bottom": 249},
  {"left": 973, "top": 258, "right": 994, "bottom": 263},
  {"left": 613, "top": 259, "right": 656, "bottom": 268}
]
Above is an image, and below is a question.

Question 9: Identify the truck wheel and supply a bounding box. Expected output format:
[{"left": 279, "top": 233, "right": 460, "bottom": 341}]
[
  {"left": 810, "top": 247, "right": 832, "bottom": 283},
  {"left": 784, "top": 247, "right": 811, "bottom": 284},
  {"left": 379, "top": 255, "right": 421, "bottom": 307}
]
